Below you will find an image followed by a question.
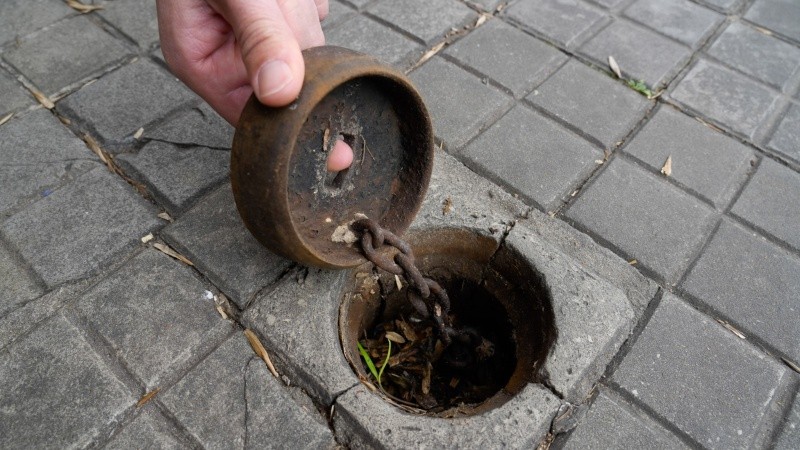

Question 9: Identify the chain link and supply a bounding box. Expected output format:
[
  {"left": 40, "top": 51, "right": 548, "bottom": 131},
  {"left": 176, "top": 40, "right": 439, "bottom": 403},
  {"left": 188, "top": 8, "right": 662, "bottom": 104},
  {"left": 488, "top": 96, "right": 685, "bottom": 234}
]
[{"left": 352, "top": 218, "right": 493, "bottom": 359}]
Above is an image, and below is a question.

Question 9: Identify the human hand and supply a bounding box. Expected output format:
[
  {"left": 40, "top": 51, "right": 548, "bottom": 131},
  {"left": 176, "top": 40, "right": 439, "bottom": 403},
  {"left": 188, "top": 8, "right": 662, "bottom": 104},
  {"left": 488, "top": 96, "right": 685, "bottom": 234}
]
[{"left": 156, "top": 0, "right": 353, "bottom": 171}]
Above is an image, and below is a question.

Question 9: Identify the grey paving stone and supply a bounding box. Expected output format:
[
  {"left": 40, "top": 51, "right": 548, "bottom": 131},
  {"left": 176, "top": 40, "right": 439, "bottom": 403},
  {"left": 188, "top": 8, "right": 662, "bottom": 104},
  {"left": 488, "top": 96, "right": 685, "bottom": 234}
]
[
  {"left": 325, "top": 14, "right": 422, "bottom": 68},
  {"left": 613, "top": 293, "right": 794, "bottom": 449},
  {"left": 117, "top": 141, "right": 229, "bottom": 214},
  {"left": 334, "top": 383, "right": 559, "bottom": 448},
  {"left": 242, "top": 268, "right": 357, "bottom": 405},
  {"left": 745, "top": 0, "right": 800, "bottom": 43},
  {"left": 563, "top": 390, "right": 688, "bottom": 449},
  {"left": 461, "top": 105, "right": 602, "bottom": 210},
  {"left": 775, "top": 394, "right": 800, "bottom": 450},
  {"left": 707, "top": 22, "right": 800, "bottom": 91},
  {"left": 0, "top": 278, "right": 93, "bottom": 350},
  {"left": 2, "top": 15, "right": 130, "bottom": 95},
  {"left": 682, "top": 219, "right": 800, "bottom": 363},
  {"left": 0, "top": 67, "right": 32, "bottom": 115},
  {"left": 413, "top": 148, "right": 528, "bottom": 239},
  {"left": 144, "top": 102, "right": 233, "bottom": 149},
  {"left": 161, "top": 333, "right": 336, "bottom": 449},
  {"left": 698, "top": 0, "right": 744, "bottom": 13},
  {"left": 624, "top": 105, "right": 754, "bottom": 207},
  {"left": 624, "top": 0, "right": 722, "bottom": 47},
  {"left": 0, "top": 240, "right": 44, "bottom": 318},
  {"left": 466, "top": 0, "right": 504, "bottom": 11},
  {"left": 528, "top": 59, "right": 651, "bottom": 148},
  {"left": 342, "top": 0, "right": 373, "bottom": 10},
  {"left": 367, "top": 0, "right": 477, "bottom": 44},
  {"left": 245, "top": 358, "right": 337, "bottom": 449},
  {"left": 322, "top": 0, "right": 355, "bottom": 31},
  {"left": 0, "top": 0, "right": 74, "bottom": 46},
  {"left": 163, "top": 185, "right": 291, "bottom": 309},
  {"left": 76, "top": 249, "right": 230, "bottom": 389},
  {"left": 731, "top": 158, "right": 800, "bottom": 251},
  {"left": 669, "top": 59, "right": 777, "bottom": 139},
  {"left": 504, "top": 0, "right": 608, "bottom": 49},
  {"left": 566, "top": 157, "right": 716, "bottom": 283},
  {"left": 445, "top": 19, "right": 569, "bottom": 97},
  {"left": 768, "top": 102, "right": 800, "bottom": 163},
  {"left": 58, "top": 59, "right": 195, "bottom": 146},
  {"left": 503, "top": 225, "right": 635, "bottom": 402},
  {"left": 588, "top": 0, "right": 628, "bottom": 8},
  {"left": 0, "top": 109, "right": 98, "bottom": 220},
  {"left": 0, "top": 313, "right": 134, "bottom": 449},
  {"left": 98, "top": 0, "right": 159, "bottom": 48},
  {"left": 410, "top": 57, "right": 513, "bottom": 150},
  {"left": 1, "top": 166, "right": 160, "bottom": 287},
  {"left": 106, "top": 410, "right": 189, "bottom": 450},
  {"left": 160, "top": 334, "right": 249, "bottom": 449},
  {"left": 578, "top": 19, "right": 691, "bottom": 88}
]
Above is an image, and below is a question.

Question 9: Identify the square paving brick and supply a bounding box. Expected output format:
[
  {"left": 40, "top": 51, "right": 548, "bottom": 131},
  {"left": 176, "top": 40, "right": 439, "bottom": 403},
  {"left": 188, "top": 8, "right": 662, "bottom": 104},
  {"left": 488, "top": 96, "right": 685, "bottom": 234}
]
[
  {"left": 0, "top": 109, "right": 98, "bottom": 220},
  {"left": 528, "top": 59, "right": 651, "bottom": 148},
  {"left": 410, "top": 57, "right": 513, "bottom": 150},
  {"left": 322, "top": 0, "right": 355, "bottom": 31},
  {"left": 588, "top": 0, "right": 628, "bottom": 8},
  {"left": 731, "top": 158, "right": 800, "bottom": 251},
  {"left": 768, "top": 102, "right": 800, "bottom": 163},
  {"left": 563, "top": 390, "right": 688, "bottom": 449},
  {"left": 468, "top": 0, "right": 504, "bottom": 11},
  {"left": 445, "top": 19, "right": 569, "bottom": 97},
  {"left": 461, "top": 105, "right": 602, "bottom": 210},
  {"left": 242, "top": 268, "right": 357, "bottom": 405},
  {"left": 1, "top": 166, "right": 161, "bottom": 287},
  {"left": 565, "top": 157, "right": 716, "bottom": 282},
  {"left": 367, "top": 0, "right": 477, "bottom": 44},
  {"left": 745, "top": 0, "right": 800, "bottom": 43},
  {"left": 144, "top": 102, "right": 233, "bottom": 150},
  {"left": 707, "top": 22, "right": 800, "bottom": 91},
  {"left": 624, "top": 105, "right": 754, "bottom": 207},
  {"left": 0, "top": 0, "right": 73, "bottom": 46},
  {"left": 624, "top": 0, "right": 723, "bottom": 47},
  {"left": 578, "top": 19, "right": 691, "bottom": 88},
  {"left": 0, "top": 314, "right": 134, "bottom": 449},
  {"left": 504, "top": 0, "right": 608, "bottom": 49},
  {"left": 334, "top": 383, "right": 559, "bottom": 448},
  {"left": 325, "top": 14, "right": 422, "bottom": 68},
  {"left": 76, "top": 249, "right": 230, "bottom": 389},
  {"left": 160, "top": 333, "right": 335, "bottom": 449},
  {"left": 2, "top": 15, "right": 130, "bottom": 95},
  {"left": 681, "top": 219, "right": 800, "bottom": 363},
  {"left": 775, "top": 394, "right": 800, "bottom": 450},
  {"left": 669, "top": 59, "right": 777, "bottom": 139},
  {"left": 105, "top": 410, "right": 188, "bottom": 450},
  {"left": 163, "top": 185, "right": 291, "bottom": 309},
  {"left": 612, "top": 293, "right": 794, "bottom": 449},
  {"left": 0, "top": 240, "right": 45, "bottom": 318},
  {"left": 58, "top": 59, "right": 195, "bottom": 146},
  {"left": 98, "top": 0, "right": 159, "bottom": 48},
  {"left": 117, "top": 141, "right": 229, "bottom": 214},
  {"left": 0, "top": 67, "right": 32, "bottom": 116}
]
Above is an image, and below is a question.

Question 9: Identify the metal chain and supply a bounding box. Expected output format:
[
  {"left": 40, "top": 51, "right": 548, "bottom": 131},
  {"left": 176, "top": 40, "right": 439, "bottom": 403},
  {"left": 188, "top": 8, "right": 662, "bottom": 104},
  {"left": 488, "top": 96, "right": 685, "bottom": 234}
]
[{"left": 352, "top": 218, "right": 493, "bottom": 359}]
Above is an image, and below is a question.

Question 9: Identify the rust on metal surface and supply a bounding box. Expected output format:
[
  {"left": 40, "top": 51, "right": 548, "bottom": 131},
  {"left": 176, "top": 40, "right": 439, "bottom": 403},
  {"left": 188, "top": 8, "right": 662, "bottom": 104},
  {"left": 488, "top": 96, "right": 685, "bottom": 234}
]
[{"left": 231, "top": 46, "right": 434, "bottom": 269}]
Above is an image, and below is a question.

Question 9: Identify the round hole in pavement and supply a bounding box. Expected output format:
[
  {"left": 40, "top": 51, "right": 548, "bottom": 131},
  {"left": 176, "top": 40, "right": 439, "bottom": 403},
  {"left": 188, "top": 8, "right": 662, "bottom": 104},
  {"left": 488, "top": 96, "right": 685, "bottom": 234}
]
[{"left": 339, "top": 228, "right": 557, "bottom": 417}]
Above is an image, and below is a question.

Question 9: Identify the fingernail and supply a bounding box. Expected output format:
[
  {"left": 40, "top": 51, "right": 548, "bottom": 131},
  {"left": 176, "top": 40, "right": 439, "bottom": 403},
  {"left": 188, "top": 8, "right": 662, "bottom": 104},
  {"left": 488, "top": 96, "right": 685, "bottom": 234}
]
[{"left": 256, "top": 60, "right": 293, "bottom": 99}]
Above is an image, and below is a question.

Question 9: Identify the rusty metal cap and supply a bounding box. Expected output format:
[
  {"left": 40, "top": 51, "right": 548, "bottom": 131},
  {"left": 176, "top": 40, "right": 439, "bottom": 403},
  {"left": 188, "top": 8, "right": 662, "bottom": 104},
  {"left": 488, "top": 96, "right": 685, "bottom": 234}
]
[{"left": 231, "top": 46, "right": 434, "bottom": 269}]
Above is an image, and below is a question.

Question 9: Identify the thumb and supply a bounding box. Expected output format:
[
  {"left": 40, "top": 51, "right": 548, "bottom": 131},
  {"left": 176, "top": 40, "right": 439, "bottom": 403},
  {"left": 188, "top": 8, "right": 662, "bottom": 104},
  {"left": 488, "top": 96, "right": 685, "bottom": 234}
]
[{"left": 217, "top": 0, "right": 305, "bottom": 106}]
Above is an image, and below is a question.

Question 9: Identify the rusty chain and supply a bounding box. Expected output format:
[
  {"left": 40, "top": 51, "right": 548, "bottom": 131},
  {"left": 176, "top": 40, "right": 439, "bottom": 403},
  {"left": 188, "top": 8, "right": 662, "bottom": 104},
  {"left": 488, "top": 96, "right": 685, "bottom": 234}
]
[{"left": 351, "top": 218, "right": 494, "bottom": 361}]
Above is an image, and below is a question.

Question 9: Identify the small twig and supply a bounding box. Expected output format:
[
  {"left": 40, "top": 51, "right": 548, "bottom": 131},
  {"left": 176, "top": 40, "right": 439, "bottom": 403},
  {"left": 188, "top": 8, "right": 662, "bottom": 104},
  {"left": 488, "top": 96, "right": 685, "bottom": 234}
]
[
  {"left": 244, "top": 329, "right": 279, "bottom": 378},
  {"left": 136, "top": 388, "right": 160, "bottom": 407},
  {"left": 152, "top": 242, "right": 194, "bottom": 266}
]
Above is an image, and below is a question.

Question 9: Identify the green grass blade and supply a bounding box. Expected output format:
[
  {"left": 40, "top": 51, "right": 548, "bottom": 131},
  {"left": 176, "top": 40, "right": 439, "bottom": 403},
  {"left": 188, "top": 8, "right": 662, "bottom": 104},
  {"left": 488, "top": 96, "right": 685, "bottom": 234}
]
[
  {"left": 357, "top": 341, "right": 379, "bottom": 381},
  {"left": 377, "top": 339, "right": 392, "bottom": 387}
]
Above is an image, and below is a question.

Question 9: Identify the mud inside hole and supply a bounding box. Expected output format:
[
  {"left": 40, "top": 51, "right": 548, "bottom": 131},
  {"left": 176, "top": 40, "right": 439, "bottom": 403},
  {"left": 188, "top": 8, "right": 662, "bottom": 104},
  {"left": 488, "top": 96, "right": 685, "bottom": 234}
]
[{"left": 359, "top": 277, "right": 516, "bottom": 412}]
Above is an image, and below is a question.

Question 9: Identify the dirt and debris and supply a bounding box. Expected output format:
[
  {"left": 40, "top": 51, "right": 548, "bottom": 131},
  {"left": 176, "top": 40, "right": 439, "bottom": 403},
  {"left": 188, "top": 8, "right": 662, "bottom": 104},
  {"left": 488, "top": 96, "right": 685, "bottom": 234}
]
[{"left": 357, "top": 278, "right": 515, "bottom": 415}]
